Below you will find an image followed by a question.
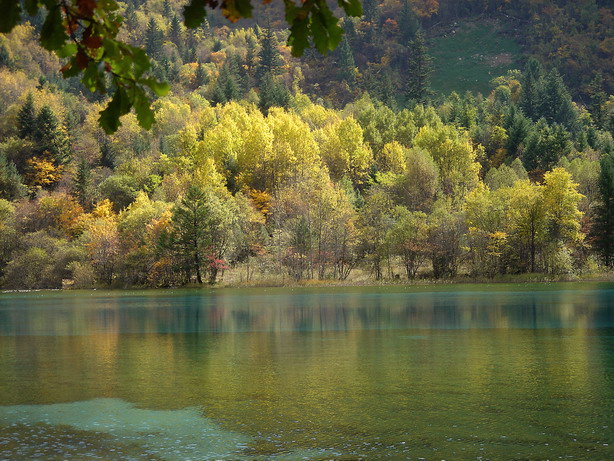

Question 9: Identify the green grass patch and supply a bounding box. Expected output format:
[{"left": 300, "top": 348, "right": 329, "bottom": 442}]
[{"left": 429, "top": 20, "right": 522, "bottom": 96}]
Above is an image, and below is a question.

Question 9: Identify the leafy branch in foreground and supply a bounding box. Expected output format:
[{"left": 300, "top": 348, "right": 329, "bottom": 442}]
[{"left": 0, "top": 0, "right": 362, "bottom": 133}]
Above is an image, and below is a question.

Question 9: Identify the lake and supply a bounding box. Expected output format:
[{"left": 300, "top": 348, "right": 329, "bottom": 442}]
[{"left": 0, "top": 283, "right": 613, "bottom": 460}]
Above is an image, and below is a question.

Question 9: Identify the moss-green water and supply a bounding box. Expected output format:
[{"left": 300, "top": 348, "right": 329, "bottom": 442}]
[{"left": 1, "top": 283, "right": 613, "bottom": 459}]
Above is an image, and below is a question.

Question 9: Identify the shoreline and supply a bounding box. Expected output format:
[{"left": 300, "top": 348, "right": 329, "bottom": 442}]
[{"left": 2, "top": 272, "right": 613, "bottom": 295}]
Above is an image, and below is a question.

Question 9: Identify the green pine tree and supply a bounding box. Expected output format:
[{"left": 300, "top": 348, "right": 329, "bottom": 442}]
[
  {"left": 258, "top": 72, "right": 289, "bottom": 113},
  {"left": 35, "top": 105, "right": 71, "bottom": 165},
  {"left": 337, "top": 36, "right": 356, "bottom": 84},
  {"left": 17, "top": 93, "right": 37, "bottom": 140},
  {"left": 405, "top": 31, "right": 433, "bottom": 105},
  {"left": 145, "top": 18, "right": 164, "bottom": 60},
  {"left": 0, "top": 153, "right": 26, "bottom": 200},
  {"left": 504, "top": 105, "right": 531, "bottom": 158},
  {"left": 195, "top": 62, "right": 208, "bottom": 88},
  {"left": 72, "top": 157, "right": 93, "bottom": 210},
  {"left": 519, "top": 57, "right": 545, "bottom": 121},
  {"left": 0, "top": 44, "right": 13, "bottom": 69},
  {"left": 399, "top": 0, "right": 420, "bottom": 45},
  {"left": 99, "top": 137, "right": 115, "bottom": 169},
  {"left": 541, "top": 69, "right": 576, "bottom": 130},
  {"left": 256, "top": 27, "right": 283, "bottom": 83},
  {"left": 593, "top": 153, "right": 614, "bottom": 267}
]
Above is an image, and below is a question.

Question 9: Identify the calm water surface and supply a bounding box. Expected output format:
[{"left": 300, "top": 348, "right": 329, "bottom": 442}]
[{"left": 0, "top": 283, "right": 613, "bottom": 460}]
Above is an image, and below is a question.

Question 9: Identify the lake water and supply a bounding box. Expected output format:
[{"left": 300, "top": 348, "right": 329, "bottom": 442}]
[{"left": 0, "top": 283, "right": 613, "bottom": 460}]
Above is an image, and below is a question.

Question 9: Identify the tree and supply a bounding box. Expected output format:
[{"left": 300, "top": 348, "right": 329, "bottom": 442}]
[
  {"left": 506, "top": 180, "right": 547, "bottom": 273},
  {"left": 34, "top": 105, "right": 71, "bottom": 166},
  {"left": 593, "top": 153, "right": 614, "bottom": 267},
  {"left": 405, "top": 31, "right": 433, "bottom": 105},
  {"left": 0, "top": 153, "right": 27, "bottom": 200},
  {"left": 165, "top": 186, "right": 236, "bottom": 284},
  {"left": 0, "top": 0, "right": 362, "bottom": 134},
  {"left": 399, "top": 0, "right": 420, "bottom": 44},
  {"left": 194, "top": 63, "right": 208, "bottom": 88},
  {"left": 336, "top": 36, "right": 356, "bottom": 84},
  {"left": 256, "top": 27, "right": 283, "bottom": 83},
  {"left": 17, "top": 93, "right": 36, "bottom": 140},
  {"left": 72, "top": 158, "right": 94, "bottom": 210},
  {"left": 145, "top": 18, "right": 165, "bottom": 60},
  {"left": 523, "top": 120, "right": 572, "bottom": 171},
  {"left": 387, "top": 207, "right": 429, "bottom": 279},
  {"left": 519, "top": 58, "right": 545, "bottom": 122}
]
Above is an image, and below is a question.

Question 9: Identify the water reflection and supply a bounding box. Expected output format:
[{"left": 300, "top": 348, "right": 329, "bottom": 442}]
[
  {"left": 0, "top": 284, "right": 613, "bottom": 459},
  {"left": 0, "top": 284, "right": 613, "bottom": 336}
]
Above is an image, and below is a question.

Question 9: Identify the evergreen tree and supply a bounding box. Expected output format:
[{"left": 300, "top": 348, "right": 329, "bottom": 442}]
[
  {"left": 258, "top": 72, "right": 289, "bottom": 113},
  {"left": 72, "top": 158, "right": 93, "bottom": 210},
  {"left": 0, "top": 44, "right": 13, "bottom": 69},
  {"left": 519, "top": 57, "right": 545, "bottom": 121},
  {"left": 341, "top": 17, "right": 356, "bottom": 44},
  {"left": 167, "top": 186, "right": 210, "bottom": 284},
  {"left": 17, "top": 93, "right": 37, "bottom": 140},
  {"left": 504, "top": 105, "right": 531, "bottom": 158},
  {"left": 125, "top": 3, "right": 138, "bottom": 31},
  {"left": 587, "top": 72, "right": 608, "bottom": 129},
  {"left": 162, "top": 0, "right": 172, "bottom": 18},
  {"left": 541, "top": 69, "right": 576, "bottom": 130},
  {"left": 0, "top": 153, "right": 26, "bottom": 200},
  {"left": 362, "top": 0, "right": 379, "bottom": 25},
  {"left": 245, "top": 33, "right": 258, "bottom": 87},
  {"left": 256, "top": 27, "right": 283, "bottom": 83},
  {"left": 337, "top": 36, "right": 356, "bottom": 84},
  {"left": 169, "top": 15, "right": 183, "bottom": 47},
  {"left": 523, "top": 120, "right": 571, "bottom": 171},
  {"left": 593, "top": 153, "right": 614, "bottom": 267},
  {"left": 99, "top": 137, "right": 115, "bottom": 169},
  {"left": 405, "top": 31, "right": 433, "bottom": 105},
  {"left": 399, "top": 0, "right": 420, "bottom": 45},
  {"left": 194, "top": 63, "right": 208, "bottom": 88},
  {"left": 145, "top": 18, "right": 164, "bottom": 60},
  {"left": 35, "top": 106, "right": 71, "bottom": 165}
]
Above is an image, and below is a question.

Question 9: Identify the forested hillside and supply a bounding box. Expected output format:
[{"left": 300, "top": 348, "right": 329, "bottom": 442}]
[{"left": 0, "top": 0, "right": 613, "bottom": 288}]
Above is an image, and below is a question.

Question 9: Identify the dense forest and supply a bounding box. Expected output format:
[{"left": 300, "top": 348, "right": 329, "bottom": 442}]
[{"left": 0, "top": 0, "right": 613, "bottom": 288}]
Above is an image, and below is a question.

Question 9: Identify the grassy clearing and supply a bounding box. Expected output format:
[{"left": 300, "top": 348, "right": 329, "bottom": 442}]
[{"left": 428, "top": 19, "right": 522, "bottom": 96}]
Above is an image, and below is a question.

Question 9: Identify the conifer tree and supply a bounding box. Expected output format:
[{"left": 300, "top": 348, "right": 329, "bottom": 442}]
[
  {"left": 0, "top": 44, "right": 13, "bottom": 69},
  {"left": 258, "top": 73, "right": 289, "bottom": 113},
  {"left": 362, "top": 0, "right": 379, "bottom": 25},
  {"left": 99, "top": 137, "right": 115, "bottom": 169},
  {"left": 504, "top": 105, "right": 531, "bottom": 158},
  {"left": 541, "top": 69, "right": 576, "bottom": 130},
  {"left": 194, "top": 63, "right": 208, "bottom": 88},
  {"left": 519, "top": 58, "right": 545, "bottom": 121},
  {"left": 245, "top": 33, "right": 258, "bottom": 87},
  {"left": 337, "top": 36, "right": 356, "bottom": 84},
  {"left": 593, "top": 153, "right": 614, "bottom": 267},
  {"left": 256, "top": 27, "right": 283, "bottom": 83},
  {"left": 162, "top": 0, "right": 172, "bottom": 18},
  {"left": 587, "top": 72, "right": 607, "bottom": 129},
  {"left": 73, "top": 158, "right": 93, "bottom": 210},
  {"left": 145, "top": 18, "right": 164, "bottom": 60},
  {"left": 399, "top": 0, "right": 420, "bottom": 45},
  {"left": 0, "top": 153, "right": 26, "bottom": 200},
  {"left": 35, "top": 105, "right": 71, "bottom": 165},
  {"left": 405, "top": 31, "right": 433, "bottom": 105},
  {"left": 169, "top": 15, "right": 183, "bottom": 47},
  {"left": 17, "top": 93, "right": 37, "bottom": 140}
]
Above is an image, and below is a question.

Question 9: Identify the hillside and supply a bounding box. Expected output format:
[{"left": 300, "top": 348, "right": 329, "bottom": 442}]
[{"left": 0, "top": 0, "right": 612, "bottom": 289}]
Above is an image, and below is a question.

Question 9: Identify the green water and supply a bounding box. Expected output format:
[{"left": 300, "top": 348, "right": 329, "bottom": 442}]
[{"left": 0, "top": 283, "right": 613, "bottom": 459}]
